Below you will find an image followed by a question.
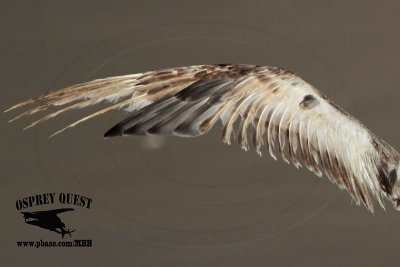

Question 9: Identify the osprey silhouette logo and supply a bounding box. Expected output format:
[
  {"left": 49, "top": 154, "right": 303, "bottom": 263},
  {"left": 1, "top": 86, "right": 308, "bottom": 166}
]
[
  {"left": 21, "top": 208, "right": 75, "bottom": 238},
  {"left": 16, "top": 193, "right": 93, "bottom": 239}
]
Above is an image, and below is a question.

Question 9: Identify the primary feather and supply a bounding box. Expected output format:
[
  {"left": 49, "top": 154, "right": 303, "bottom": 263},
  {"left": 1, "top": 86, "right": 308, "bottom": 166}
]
[{"left": 6, "top": 64, "right": 400, "bottom": 213}]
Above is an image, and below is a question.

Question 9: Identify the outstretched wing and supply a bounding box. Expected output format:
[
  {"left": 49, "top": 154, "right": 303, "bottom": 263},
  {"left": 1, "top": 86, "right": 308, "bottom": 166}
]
[
  {"left": 37, "top": 208, "right": 75, "bottom": 215},
  {"left": 6, "top": 64, "right": 398, "bottom": 212}
]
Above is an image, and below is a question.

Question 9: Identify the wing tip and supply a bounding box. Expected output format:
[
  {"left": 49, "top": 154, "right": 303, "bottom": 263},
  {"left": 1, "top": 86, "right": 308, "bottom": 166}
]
[{"left": 104, "top": 126, "right": 122, "bottom": 138}]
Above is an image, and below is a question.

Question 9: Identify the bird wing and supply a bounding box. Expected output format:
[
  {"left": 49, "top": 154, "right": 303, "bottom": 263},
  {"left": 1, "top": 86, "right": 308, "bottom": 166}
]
[
  {"left": 24, "top": 208, "right": 74, "bottom": 216},
  {"left": 6, "top": 64, "right": 398, "bottom": 212}
]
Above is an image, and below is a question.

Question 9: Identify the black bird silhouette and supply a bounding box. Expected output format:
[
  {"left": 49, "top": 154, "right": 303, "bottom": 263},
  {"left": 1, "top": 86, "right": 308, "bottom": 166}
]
[{"left": 21, "top": 208, "right": 75, "bottom": 238}]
